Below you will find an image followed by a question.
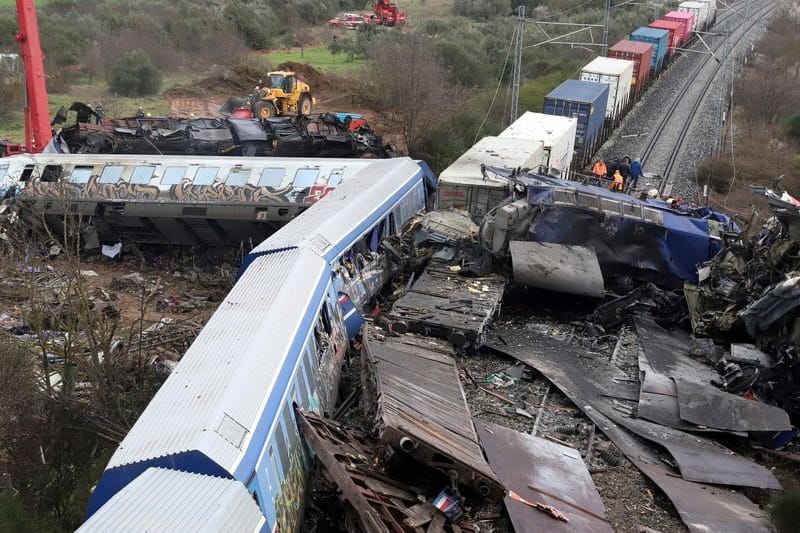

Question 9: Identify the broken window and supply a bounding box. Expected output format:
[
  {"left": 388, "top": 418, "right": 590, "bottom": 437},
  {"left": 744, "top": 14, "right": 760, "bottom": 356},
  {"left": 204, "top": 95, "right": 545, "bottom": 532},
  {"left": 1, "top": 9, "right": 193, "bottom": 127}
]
[
  {"left": 130, "top": 166, "right": 155, "bottom": 185},
  {"left": 20, "top": 165, "right": 34, "bottom": 182},
  {"left": 41, "top": 165, "right": 62, "bottom": 182},
  {"left": 193, "top": 167, "right": 218, "bottom": 185},
  {"left": 328, "top": 169, "right": 344, "bottom": 187},
  {"left": 99, "top": 165, "right": 124, "bottom": 184},
  {"left": 69, "top": 166, "right": 92, "bottom": 184},
  {"left": 258, "top": 168, "right": 284, "bottom": 188},
  {"left": 162, "top": 166, "right": 185, "bottom": 185},
  {"left": 226, "top": 168, "right": 251, "bottom": 187},
  {"left": 294, "top": 168, "right": 319, "bottom": 188}
]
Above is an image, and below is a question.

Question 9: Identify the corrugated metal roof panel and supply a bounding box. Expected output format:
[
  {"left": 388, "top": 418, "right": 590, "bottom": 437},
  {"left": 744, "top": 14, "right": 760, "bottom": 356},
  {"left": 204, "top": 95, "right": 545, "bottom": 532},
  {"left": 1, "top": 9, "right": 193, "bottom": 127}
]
[
  {"left": 582, "top": 56, "right": 636, "bottom": 76},
  {"left": 546, "top": 79, "right": 609, "bottom": 104},
  {"left": 440, "top": 136, "right": 545, "bottom": 187},
  {"left": 251, "top": 157, "right": 426, "bottom": 258},
  {"left": 78, "top": 468, "right": 266, "bottom": 532},
  {"left": 631, "top": 27, "right": 670, "bottom": 39},
  {"left": 499, "top": 112, "right": 577, "bottom": 148},
  {"left": 105, "top": 246, "right": 326, "bottom": 472},
  {"left": 609, "top": 40, "right": 653, "bottom": 54}
]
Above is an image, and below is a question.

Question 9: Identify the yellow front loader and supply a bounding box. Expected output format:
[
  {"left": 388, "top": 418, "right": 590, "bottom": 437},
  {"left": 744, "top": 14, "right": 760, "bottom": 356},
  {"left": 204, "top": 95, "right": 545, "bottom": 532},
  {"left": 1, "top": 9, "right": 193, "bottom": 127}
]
[{"left": 253, "top": 71, "right": 315, "bottom": 119}]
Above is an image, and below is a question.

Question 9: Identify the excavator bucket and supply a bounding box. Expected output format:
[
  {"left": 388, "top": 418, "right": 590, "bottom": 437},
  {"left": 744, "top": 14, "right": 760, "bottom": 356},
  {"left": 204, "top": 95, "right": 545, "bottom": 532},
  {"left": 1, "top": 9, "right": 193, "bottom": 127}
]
[
  {"left": 218, "top": 97, "right": 248, "bottom": 116},
  {"left": 510, "top": 241, "right": 605, "bottom": 298}
]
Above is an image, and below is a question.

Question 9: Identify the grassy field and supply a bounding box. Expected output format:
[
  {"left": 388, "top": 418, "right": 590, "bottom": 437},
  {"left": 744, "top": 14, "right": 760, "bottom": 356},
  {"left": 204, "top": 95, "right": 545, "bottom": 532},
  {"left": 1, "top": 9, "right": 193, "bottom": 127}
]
[
  {"left": 262, "top": 46, "right": 364, "bottom": 75},
  {"left": 400, "top": 0, "right": 455, "bottom": 19},
  {"left": 0, "top": 0, "right": 50, "bottom": 5}
]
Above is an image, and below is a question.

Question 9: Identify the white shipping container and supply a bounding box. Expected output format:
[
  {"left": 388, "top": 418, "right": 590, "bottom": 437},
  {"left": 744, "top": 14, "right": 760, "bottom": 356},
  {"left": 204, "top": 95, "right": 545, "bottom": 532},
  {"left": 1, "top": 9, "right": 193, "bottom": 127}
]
[
  {"left": 693, "top": 0, "right": 716, "bottom": 21},
  {"left": 437, "top": 136, "right": 545, "bottom": 221},
  {"left": 499, "top": 112, "right": 578, "bottom": 178},
  {"left": 579, "top": 57, "right": 634, "bottom": 119},
  {"left": 679, "top": 1, "right": 709, "bottom": 31}
]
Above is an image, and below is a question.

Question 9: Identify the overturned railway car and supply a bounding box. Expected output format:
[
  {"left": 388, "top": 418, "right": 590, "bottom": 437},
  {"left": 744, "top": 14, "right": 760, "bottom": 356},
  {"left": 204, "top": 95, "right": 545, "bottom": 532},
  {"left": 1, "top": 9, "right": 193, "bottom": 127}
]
[
  {"left": 7, "top": 154, "right": 388, "bottom": 246},
  {"left": 79, "top": 157, "right": 436, "bottom": 531}
]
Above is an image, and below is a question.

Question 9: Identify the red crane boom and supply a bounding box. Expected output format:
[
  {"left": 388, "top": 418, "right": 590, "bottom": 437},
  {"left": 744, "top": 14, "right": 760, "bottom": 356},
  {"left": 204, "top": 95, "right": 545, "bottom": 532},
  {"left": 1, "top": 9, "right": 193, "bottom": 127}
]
[{"left": 15, "top": 0, "right": 51, "bottom": 153}]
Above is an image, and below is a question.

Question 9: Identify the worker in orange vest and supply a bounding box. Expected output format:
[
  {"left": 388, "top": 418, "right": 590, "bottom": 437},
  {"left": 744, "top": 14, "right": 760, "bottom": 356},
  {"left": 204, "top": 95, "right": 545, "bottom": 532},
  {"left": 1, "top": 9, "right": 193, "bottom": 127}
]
[
  {"left": 610, "top": 169, "right": 624, "bottom": 192},
  {"left": 592, "top": 159, "right": 607, "bottom": 185}
]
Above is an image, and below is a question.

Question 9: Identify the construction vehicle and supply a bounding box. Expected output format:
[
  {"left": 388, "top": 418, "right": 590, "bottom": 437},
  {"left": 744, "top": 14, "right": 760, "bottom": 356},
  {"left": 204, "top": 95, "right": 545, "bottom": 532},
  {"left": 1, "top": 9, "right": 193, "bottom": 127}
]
[
  {"left": 245, "top": 71, "right": 315, "bottom": 120},
  {"left": 373, "top": 0, "right": 406, "bottom": 26},
  {"left": 14, "top": 0, "right": 51, "bottom": 153}
]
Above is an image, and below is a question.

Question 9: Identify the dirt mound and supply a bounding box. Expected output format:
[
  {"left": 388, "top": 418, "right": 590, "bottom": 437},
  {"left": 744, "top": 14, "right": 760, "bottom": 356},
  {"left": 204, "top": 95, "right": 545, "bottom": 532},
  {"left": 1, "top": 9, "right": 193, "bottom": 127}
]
[{"left": 277, "top": 61, "right": 338, "bottom": 90}]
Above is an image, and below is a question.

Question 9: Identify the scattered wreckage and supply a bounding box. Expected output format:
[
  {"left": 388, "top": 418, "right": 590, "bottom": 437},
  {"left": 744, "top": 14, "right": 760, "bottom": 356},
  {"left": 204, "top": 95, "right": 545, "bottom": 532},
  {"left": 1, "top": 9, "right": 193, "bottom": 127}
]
[{"left": 51, "top": 102, "right": 392, "bottom": 158}]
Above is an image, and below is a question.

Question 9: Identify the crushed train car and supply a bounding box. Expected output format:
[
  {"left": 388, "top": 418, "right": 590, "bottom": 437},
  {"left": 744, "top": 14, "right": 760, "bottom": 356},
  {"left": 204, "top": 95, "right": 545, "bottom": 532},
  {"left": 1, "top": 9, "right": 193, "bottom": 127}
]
[
  {"left": 51, "top": 102, "right": 392, "bottom": 158},
  {"left": 480, "top": 170, "right": 739, "bottom": 295}
]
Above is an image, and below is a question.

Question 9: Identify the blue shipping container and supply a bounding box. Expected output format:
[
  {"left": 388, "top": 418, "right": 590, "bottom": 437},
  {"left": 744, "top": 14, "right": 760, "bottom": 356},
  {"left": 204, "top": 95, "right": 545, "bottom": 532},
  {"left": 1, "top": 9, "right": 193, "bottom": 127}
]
[
  {"left": 630, "top": 27, "right": 669, "bottom": 72},
  {"left": 543, "top": 80, "right": 609, "bottom": 152}
]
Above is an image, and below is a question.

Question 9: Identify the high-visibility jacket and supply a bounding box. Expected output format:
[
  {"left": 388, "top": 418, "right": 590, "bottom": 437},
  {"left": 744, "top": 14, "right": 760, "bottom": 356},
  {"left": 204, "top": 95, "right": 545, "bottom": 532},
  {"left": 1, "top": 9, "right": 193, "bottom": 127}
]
[
  {"left": 592, "top": 161, "right": 607, "bottom": 177},
  {"left": 610, "top": 171, "right": 624, "bottom": 191}
]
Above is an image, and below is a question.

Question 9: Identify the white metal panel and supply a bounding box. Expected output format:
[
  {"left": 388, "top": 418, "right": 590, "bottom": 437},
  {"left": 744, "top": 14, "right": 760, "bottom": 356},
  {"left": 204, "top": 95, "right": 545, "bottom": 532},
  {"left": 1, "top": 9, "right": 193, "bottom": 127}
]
[
  {"left": 679, "top": 1, "right": 709, "bottom": 29},
  {"left": 580, "top": 57, "right": 634, "bottom": 118},
  {"left": 439, "top": 136, "right": 545, "bottom": 187},
  {"left": 106, "top": 246, "right": 326, "bottom": 473},
  {"left": 251, "top": 157, "right": 425, "bottom": 256},
  {"left": 499, "top": 112, "right": 577, "bottom": 176},
  {"left": 78, "top": 468, "right": 266, "bottom": 532}
]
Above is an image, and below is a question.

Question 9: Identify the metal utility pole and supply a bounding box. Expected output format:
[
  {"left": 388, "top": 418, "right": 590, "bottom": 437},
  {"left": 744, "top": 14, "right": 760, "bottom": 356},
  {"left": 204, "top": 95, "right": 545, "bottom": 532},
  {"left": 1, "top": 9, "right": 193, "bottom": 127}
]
[
  {"left": 510, "top": 5, "right": 525, "bottom": 124},
  {"left": 602, "top": 0, "right": 611, "bottom": 55}
]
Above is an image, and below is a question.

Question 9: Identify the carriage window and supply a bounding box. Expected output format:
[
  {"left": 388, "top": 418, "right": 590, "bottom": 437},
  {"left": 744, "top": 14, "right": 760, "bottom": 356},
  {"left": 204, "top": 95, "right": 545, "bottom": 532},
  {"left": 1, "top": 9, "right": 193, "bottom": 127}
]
[
  {"left": 161, "top": 166, "right": 185, "bottom": 185},
  {"left": 328, "top": 169, "right": 344, "bottom": 187},
  {"left": 226, "top": 168, "right": 251, "bottom": 187},
  {"left": 130, "top": 166, "right": 155, "bottom": 184},
  {"left": 41, "top": 165, "right": 62, "bottom": 182},
  {"left": 274, "top": 422, "right": 289, "bottom": 474},
  {"left": 258, "top": 168, "right": 284, "bottom": 187},
  {"left": 302, "top": 350, "right": 314, "bottom": 394},
  {"left": 320, "top": 306, "right": 332, "bottom": 335},
  {"left": 99, "top": 165, "right": 124, "bottom": 184},
  {"left": 268, "top": 447, "right": 280, "bottom": 490},
  {"left": 294, "top": 168, "right": 319, "bottom": 188},
  {"left": 193, "top": 167, "right": 218, "bottom": 185},
  {"left": 282, "top": 404, "right": 299, "bottom": 449},
  {"left": 297, "top": 372, "right": 310, "bottom": 408},
  {"left": 69, "top": 166, "right": 93, "bottom": 184}
]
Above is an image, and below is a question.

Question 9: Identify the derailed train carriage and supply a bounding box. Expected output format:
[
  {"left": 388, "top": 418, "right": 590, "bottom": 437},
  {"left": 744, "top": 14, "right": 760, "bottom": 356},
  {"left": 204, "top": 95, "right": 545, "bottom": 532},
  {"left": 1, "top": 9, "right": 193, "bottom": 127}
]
[{"left": 78, "top": 157, "right": 436, "bottom": 531}]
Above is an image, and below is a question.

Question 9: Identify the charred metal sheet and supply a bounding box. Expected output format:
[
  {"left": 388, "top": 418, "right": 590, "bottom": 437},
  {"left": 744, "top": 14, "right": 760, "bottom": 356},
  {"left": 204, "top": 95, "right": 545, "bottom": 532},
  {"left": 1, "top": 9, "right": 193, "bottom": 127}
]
[
  {"left": 674, "top": 379, "right": 791, "bottom": 432},
  {"left": 637, "top": 355, "right": 686, "bottom": 429},
  {"left": 362, "top": 329, "right": 503, "bottom": 499},
  {"left": 634, "top": 316, "right": 718, "bottom": 384},
  {"left": 509, "top": 241, "right": 604, "bottom": 298},
  {"left": 296, "top": 410, "right": 419, "bottom": 533},
  {"left": 386, "top": 267, "right": 506, "bottom": 350},
  {"left": 475, "top": 421, "right": 613, "bottom": 533},
  {"left": 740, "top": 275, "right": 800, "bottom": 338},
  {"left": 730, "top": 343, "right": 773, "bottom": 367},
  {"left": 490, "top": 329, "right": 782, "bottom": 489},
  {"left": 487, "top": 333, "right": 773, "bottom": 533}
]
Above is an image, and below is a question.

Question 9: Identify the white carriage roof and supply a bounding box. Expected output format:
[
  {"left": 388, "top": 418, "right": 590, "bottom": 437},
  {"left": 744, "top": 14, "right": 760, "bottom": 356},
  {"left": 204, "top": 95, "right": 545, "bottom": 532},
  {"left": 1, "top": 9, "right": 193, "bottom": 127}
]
[
  {"left": 251, "top": 157, "right": 427, "bottom": 259},
  {"left": 77, "top": 468, "right": 265, "bottom": 532},
  {"left": 106, "top": 246, "right": 325, "bottom": 473},
  {"left": 439, "top": 136, "right": 544, "bottom": 187},
  {"left": 500, "top": 112, "right": 577, "bottom": 148}
]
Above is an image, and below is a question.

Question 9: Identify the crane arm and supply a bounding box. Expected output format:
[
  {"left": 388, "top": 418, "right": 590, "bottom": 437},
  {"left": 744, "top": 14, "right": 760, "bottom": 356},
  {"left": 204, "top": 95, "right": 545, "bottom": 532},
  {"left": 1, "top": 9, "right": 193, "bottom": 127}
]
[{"left": 15, "top": 0, "right": 51, "bottom": 153}]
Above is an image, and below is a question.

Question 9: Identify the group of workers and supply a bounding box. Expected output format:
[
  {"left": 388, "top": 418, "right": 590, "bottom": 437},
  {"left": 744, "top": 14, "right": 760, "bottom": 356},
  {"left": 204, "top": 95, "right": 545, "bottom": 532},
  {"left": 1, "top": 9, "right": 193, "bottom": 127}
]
[{"left": 591, "top": 156, "right": 643, "bottom": 193}]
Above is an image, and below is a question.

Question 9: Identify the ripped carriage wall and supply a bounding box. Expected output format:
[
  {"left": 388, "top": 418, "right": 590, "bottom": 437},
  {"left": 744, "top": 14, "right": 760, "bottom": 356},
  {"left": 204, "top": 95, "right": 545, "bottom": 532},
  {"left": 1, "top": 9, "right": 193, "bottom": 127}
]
[
  {"left": 10, "top": 154, "right": 377, "bottom": 246},
  {"left": 519, "top": 174, "right": 738, "bottom": 288}
]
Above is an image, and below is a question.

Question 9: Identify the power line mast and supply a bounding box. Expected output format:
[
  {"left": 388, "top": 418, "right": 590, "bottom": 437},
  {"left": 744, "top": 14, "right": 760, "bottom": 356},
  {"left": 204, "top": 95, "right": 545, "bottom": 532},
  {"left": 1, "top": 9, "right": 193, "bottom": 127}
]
[
  {"left": 602, "top": 0, "right": 611, "bottom": 55},
  {"left": 510, "top": 5, "right": 525, "bottom": 124}
]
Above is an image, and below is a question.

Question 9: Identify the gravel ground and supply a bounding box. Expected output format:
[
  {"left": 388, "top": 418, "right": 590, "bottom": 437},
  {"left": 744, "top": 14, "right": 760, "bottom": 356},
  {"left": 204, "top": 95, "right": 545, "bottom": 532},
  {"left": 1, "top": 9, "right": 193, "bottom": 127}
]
[{"left": 594, "top": 1, "right": 778, "bottom": 199}]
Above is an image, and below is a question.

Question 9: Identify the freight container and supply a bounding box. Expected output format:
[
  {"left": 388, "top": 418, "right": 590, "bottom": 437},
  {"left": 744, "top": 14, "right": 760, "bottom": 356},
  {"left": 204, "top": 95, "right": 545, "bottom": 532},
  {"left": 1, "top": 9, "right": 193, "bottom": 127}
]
[
  {"left": 679, "top": 1, "right": 709, "bottom": 32},
  {"left": 630, "top": 27, "right": 670, "bottom": 72},
  {"left": 608, "top": 40, "right": 654, "bottom": 89},
  {"left": 693, "top": 0, "right": 716, "bottom": 26},
  {"left": 579, "top": 56, "right": 634, "bottom": 119},
  {"left": 664, "top": 11, "right": 695, "bottom": 41},
  {"left": 437, "top": 136, "right": 545, "bottom": 221},
  {"left": 499, "top": 112, "right": 578, "bottom": 177},
  {"left": 648, "top": 19, "right": 684, "bottom": 54},
  {"left": 543, "top": 80, "right": 609, "bottom": 153}
]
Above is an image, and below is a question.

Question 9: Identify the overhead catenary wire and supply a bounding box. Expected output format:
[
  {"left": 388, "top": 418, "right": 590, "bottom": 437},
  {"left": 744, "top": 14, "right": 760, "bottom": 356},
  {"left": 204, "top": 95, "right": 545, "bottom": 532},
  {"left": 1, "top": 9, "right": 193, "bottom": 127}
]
[{"left": 473, "top": 21, "right": 516, "bottom": 145}]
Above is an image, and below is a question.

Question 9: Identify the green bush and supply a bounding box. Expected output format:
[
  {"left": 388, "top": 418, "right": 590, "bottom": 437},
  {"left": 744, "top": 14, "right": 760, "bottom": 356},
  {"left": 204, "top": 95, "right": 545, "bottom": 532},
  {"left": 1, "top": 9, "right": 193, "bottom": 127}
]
[
  {"left": 453, "top": 0, "right": 509, "bottom": 19},
  {"left": 786, "top": 114, "right": 800, "bottom": 142},
  {"left": 109, "top": 49, "right": 163, "bottom": 97},
  {"left": 768, "top": 489, "right": 800, "bottom": 533}
]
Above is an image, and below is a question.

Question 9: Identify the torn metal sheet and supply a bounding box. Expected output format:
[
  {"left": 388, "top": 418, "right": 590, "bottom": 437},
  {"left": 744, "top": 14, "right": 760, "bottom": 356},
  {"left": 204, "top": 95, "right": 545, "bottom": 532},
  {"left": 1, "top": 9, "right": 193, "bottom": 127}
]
[
  {"left": 740, "top": 275, "right": 800, "bottom": 338},
  {"left": 386, "top": 266, "right": 506, "bottom": 349},
  {"left": 730, "top": 343, "right": 773, "bottom": 367},
  {"left": 362, "top": 329, "right": 503, "bottom": 499},
  {"left": 296, "top": 410, "right": 422, "bottom": 533},
  {"left": 634, "top": 316, "right": 719, "bottom": 384},
  {"left": 488, "top": 333, "right": 773, "bottom": 533},
  {"left": 476, "top": 421, "right": 613, "bottom": 533},
  {"left": 674, "top": 379, "right": 792, "bottom": 432},
  {"left": 509, "top": 241, "right": 604, "bottom": 298},
  {"left": 491, "top": 329, "right": 782, "bottom": 489}
]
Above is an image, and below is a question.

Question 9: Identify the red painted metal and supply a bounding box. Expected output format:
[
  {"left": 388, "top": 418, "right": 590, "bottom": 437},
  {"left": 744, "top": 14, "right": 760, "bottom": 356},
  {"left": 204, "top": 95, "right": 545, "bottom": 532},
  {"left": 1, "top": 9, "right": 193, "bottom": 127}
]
[
  {"left": 664, "top": 11, "right": 695, "bottom": 42},
  {"left": 373, "top": 0, "right": 406, "bottom": 26},
  {"left": 608, "top": 40, "right": 654, "bottom": 89},
  {"left": 649, "top": 19, "right": 684, "bottom": 54},
  {"left": 15, "top": 0, "right": 51, "bottom": 153}
]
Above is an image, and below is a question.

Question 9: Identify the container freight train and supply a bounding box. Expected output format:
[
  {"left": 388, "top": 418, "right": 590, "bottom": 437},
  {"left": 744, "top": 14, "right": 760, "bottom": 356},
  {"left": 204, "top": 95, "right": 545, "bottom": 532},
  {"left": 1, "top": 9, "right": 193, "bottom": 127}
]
[
  {"left": 541, "top": 2, "right": 718, "bottom": 169},
  {"left": 78, "top": 157, "right": 436, "bottom": 532}
]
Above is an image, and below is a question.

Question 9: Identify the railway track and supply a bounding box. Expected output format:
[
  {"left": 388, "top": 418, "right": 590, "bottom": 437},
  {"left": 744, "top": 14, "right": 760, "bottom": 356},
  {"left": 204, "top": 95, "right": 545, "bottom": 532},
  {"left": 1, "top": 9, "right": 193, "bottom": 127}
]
[{"left": 642, "top": 0, "right": 777, "bottom": 195}]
